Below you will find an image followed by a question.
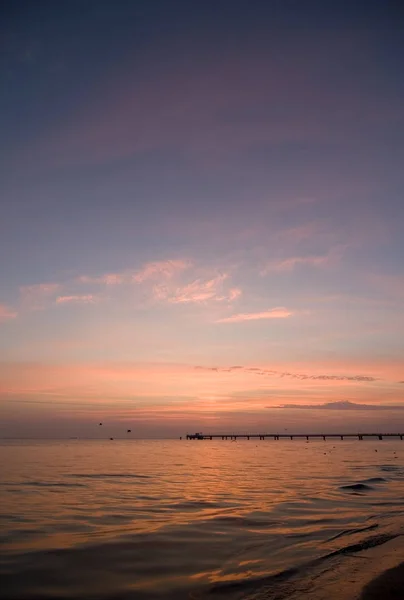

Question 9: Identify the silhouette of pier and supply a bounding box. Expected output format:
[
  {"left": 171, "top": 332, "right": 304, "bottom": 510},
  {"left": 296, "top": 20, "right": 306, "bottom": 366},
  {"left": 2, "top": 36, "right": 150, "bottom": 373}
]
[{"left": 186, "top": 432, "right": 404, "bottom": 441}]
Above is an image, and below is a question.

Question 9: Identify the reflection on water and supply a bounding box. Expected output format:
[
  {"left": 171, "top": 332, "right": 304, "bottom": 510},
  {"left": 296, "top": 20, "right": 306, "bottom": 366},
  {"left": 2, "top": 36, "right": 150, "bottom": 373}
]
[{"left": 1, "top": 439, "right": 403, "bottom": 599}]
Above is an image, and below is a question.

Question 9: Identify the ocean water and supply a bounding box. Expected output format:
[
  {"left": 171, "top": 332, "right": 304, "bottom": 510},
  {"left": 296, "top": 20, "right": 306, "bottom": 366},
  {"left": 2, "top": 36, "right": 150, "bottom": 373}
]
[{"left": 1, "top": 439, "right": 404, "bottom": 599}]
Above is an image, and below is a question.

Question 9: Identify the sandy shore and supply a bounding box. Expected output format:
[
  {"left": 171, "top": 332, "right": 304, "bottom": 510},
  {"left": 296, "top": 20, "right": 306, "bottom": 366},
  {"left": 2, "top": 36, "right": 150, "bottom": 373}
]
[
  {"left": 301, "top": 534, "right": 404, "bottom": 600},
  {"left": 206, "top": 535, "right": 404, "bottom": 600},
  {"left": 243, "top": 534, "right": 404, "bottom": 600},
  {"left": 360, "top": 561, "right": 404, "bottom": 599}
]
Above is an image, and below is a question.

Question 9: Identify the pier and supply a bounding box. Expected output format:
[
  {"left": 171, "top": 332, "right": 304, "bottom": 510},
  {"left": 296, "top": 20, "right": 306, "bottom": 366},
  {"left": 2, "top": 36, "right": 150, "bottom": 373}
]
[{"left": 186, "top": 432, "right": 404, "bottom": 441}]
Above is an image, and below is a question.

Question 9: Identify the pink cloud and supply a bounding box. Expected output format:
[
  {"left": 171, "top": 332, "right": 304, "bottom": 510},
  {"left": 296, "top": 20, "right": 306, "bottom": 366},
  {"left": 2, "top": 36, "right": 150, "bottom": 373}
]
[
  {"left": 20, "top": 283, "right": 60, "bottom": 296},
  {"left": 19, "top": 283, "right": 61, "bottom": 310},
  {"left": 0, "top": 304, "right": 17, "bottom": 322},
  {"left": 0, "top": 359, "right": 397, "bottom": 400},
  {"left": 261, "top": 244, "right": 347, "bottom": 275},
  {"left": 154, "top": 274, "right": 241, "bottom": 305},
  {"left": 1, "top": 359, "right": 403, "bottom": 437},
  {"left": 274, "top": 223, "right": 320, "bottom": 246},
  {"left": 196, "top": 364, "right": 378, "bottom": 383},
  {"left": 169, "top": 275, "right": 227, "bottom": 304},
  {"left": 227, "top": 288, "right": 242, "bottom": 301},
  {"left": 44, "top": 259, "right": 240, "bottom": 312},
  {"left": 261, "top": 254, "right": 330, "bottom": 274},
  {"left": 77, "top": 260, "right": 190, "bottom": 287},
  {"left": 216, "top": 307, "right": 293, "bottom": 323},
  {"left": 133, "top": 259, "right": 190, "bottom": 283},
  {"left": 56, "top": 295, "right": 98, "bottom": 305},
  {"left": 26, "top": 32, "right": 394, "bottom": 175},
  {"left": 78, "top": 273, "right": 125, "bottom": 285},
  {"left": 29, "top": 54, "right": 315, "bottom": 170}
]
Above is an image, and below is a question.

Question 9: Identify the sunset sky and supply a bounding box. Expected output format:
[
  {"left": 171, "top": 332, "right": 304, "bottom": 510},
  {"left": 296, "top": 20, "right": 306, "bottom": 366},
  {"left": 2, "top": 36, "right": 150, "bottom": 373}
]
[{"left": 1, "top": 1, "right": 403, "bottom": 438}]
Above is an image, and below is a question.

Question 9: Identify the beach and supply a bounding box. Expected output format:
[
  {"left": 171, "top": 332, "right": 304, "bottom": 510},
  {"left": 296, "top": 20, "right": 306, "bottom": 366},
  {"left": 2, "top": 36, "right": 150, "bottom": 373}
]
[
  {"left": 256, "top": 534, "right": 404, "bottom": 600},
  {"left": 359, "top": 550, "right": 404, "bottom": 600}
]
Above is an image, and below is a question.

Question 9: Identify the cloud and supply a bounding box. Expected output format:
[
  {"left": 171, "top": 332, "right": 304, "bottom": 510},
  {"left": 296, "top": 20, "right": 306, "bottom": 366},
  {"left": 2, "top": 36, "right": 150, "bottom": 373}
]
[
  {"left": 227, "top": 288, "right": 242, "bottom": 302},
  {"left": 17, "top": 259, "right": 240, "bottom": 315},
  {"left": 133, "top": 259, "right": 190, "bottom": 283},
  {"left": 261, "top": 255, "right": 330, "bottom": 274},
  {"left": 77, "top": 259, "right": 190, "bottom": 287},
  {"left": 169, "top": 275, "right": 240, "bottom": 304},
  {"left": 273, "top": 222, "right": 320, "bottom": 246},
  {"left": 0, "top": 304, "right": 17, "bottom": 322},
  {"left": 269, "top": 372, "right": 377, "bottom": 382},
  {"left": 216, "top": 307, "right": 292, "bottom": 323},
  {"left": 19, "top": 283, "right": 61, "bottom": 310},
  {"left": 260, "top": 244, "right": 347, "bottom": 275},
  {"left": 78, "top": 273, "right": 125, "bottom": 285},
  {"left": 148, "top": 273, "right": 241, "bottom": 305},
  {"left": 25, "top": 26, "right": 396, "bottom": 179},
  {"left": 275, "top": 401, "right": 404, "bottom": 410},
  {"left": 56, "top": 295, "right": 98, "bottom": 305},
  {"left": 304, "top": 374, "right": 375, "bottom": 381},
  {"left": 194, "top": 365, "right": 378, "bottom": 382}
]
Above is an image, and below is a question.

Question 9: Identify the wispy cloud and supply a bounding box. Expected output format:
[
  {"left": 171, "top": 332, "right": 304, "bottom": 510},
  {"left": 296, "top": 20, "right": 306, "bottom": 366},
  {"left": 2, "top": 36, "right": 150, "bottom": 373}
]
[
  {"left": 165, "top": 274, "right": 241, "bottom": 305},
  {"left": 56, "top": 295, "right": 98, "bottom": 305},
  {"left": 133, "top": 259, "right": 190, "bottom": 283},
  {"left": 19, "top": 283, "right": 61, "bottom": 311},
  {"left": 261, "top": 254, "right": 330, "bottom": 274},
  {"left": 195, "top": 365, "right": 378, "bottom": 382},
  {"left": 17, "top": 259, "right": 241, "bottom": 315},
  {"left": 216, "top": 307, "right": 292, "bottom": 323},
  {"left": 274, "top": 222, "right": 319, "bottom": 246},
  {"left": 294, "top": 374, "right": 376, "bottom": 382},
  {"left": 0, "top": 304, "right": 17, "bottom": 322},
  {"left": 226, "top": 288, "right": 242, "bottom": 302},
  {"left": 260, "top": 244, "right": 347, "bottom": 275},
  {"left": 76, "top": 259, "right": 190, "bottom": 287},
  {"left": 78, "top": 273, "right": 125, "bottom": 285},
  {"left": 275, "top": 401, "right": 404, "bottom": 410}
]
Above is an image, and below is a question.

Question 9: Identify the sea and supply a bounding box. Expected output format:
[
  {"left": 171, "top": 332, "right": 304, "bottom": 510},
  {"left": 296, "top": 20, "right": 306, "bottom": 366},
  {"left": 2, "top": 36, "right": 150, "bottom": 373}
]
[{"left": 1, "top": 438, "right": 404, "bottom": 600}]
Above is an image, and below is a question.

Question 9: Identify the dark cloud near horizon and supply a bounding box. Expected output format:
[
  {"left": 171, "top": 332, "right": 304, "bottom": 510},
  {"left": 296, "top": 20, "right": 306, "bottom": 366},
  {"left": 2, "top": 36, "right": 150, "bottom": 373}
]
[
  {"left": 194, "top": 365, "right": 378, "bottom": 382},
  {"left": 273, "top": 401, "right": 404, "bottom": 410}
]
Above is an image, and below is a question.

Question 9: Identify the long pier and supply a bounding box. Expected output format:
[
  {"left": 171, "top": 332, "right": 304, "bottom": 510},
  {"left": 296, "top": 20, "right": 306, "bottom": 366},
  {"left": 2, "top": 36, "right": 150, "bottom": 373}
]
[{"left": 186, "top": 432, "right": 404, "bottom": 441}]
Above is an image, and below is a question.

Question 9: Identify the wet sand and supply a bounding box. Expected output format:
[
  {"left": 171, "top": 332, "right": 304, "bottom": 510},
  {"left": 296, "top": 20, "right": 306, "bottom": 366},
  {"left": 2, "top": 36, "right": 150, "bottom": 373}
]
[
  {"left": 293, "top": 535, "right": 404, "bottom": 600},
  {"left": 359, "top": 553, "right": 404, "bottom": 599},
  {"left": 345, "top": 535, "right": 404, "bottom": 600}
]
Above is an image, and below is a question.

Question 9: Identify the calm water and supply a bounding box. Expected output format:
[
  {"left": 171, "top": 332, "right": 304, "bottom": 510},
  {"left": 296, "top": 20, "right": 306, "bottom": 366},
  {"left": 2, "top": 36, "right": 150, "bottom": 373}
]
[{"left": 1, "top": 439, "right": 404, "bottom": 599}]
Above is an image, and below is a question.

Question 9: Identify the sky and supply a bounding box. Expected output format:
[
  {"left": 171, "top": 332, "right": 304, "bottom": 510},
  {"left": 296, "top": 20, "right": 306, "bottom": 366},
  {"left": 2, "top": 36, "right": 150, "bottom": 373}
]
[{"left": 1, "top": 0, "right": 404, "bottom": 438}]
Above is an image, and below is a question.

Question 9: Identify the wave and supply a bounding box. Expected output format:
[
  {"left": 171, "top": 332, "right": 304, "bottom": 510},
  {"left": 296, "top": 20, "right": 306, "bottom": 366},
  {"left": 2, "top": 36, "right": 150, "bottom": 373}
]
[
  {"left": 321, "top": 532, "right": 398, "bottom": 559},
  {"left": 1, "top": 520, "right": 401, "bottom": 600},
  {"left": 326, "top": 523, "right": 379, "bottom": 542},
  {"left": 207, "top": 515, "right": 276, "bottom": 528},
  {"left": 208, "top": 532, "right": 400, "bottom": 597},
  {"left": 67, "top": 473, "right": 152, "bottom": 479},
  {"left": 1, "top": 481, "right": 87, "bottom": 488},
  {"left": 380, "top": 465, "right": 401, "bottom": 472},
  {"left": 166, "top": 500, "right": 230, "bottom": 510},
  {"left": 339, "top": 483, "right": 373, "bottom": 491}
]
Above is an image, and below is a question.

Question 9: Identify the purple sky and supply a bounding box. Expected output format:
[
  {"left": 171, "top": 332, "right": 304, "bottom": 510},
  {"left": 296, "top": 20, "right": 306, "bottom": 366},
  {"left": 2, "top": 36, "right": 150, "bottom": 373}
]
[{"left": 1, "top": 1, "right": 403, "bottom": 438}]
